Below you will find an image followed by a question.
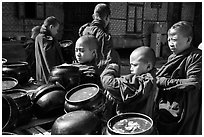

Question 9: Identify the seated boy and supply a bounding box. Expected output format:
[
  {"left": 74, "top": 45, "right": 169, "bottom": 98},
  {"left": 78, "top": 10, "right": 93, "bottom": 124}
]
[
  {"left": 100, "top": 46, "right": 158, "bottom": 120},
  {"left": 61, "top": 35, "right": 101, "bottom": 85},
  {"left": 73, "top": 35, "right": 100, "bottom": 84}
]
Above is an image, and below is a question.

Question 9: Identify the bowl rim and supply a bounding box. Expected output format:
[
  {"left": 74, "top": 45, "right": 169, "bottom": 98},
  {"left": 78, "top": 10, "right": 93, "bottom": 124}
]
[
  {"left": 3, "top": 88, "right": 27, "bottom": 94},
  {"left": 2, "top": 58, "right": 7, "bottom": 63},
  {"left": 107, "top": 112, "right": 153, "bottom": 135},
  {"left": 2, "top": 132, "right": 17, "bottom": 135},
  {"left": 65, "top": 83, "right": 100, "bottom": 104},
  {"left": 52, "top": 64, "right": 79, "bottom": 70},
  {"left": 59, "top": 40, "right": 73, "bottom": 44},
  {"left": 2, "top": 61, "right": 28, "bottom": 67},
  {"left": 2, "top": 77, "right": 18, "bottom": 91}
]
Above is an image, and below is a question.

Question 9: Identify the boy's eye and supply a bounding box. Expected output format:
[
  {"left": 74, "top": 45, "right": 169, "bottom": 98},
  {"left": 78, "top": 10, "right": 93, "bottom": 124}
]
[
  {"left": 131, "top": 63, "right": 137, "bottom": 67},
  {"left": 75, "top": 48, "right": 84, "bottom": 52},
  {"left": 79, "top": 49, "right": 85, "bottom": 52},
  {"left": 168, "top": 38, "right": 177, "bottom": 42}
]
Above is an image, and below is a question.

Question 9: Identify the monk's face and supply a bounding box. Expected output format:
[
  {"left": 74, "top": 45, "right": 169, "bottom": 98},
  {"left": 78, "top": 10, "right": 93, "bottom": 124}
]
[
  {"left": 130, "top": 53, "right": 149, "bottom": 76},
  {"left": 75, "top": 40, "right": 95, "bottom": 64},
  {"left": 168, "top": 29, "right": 191, "bottom": 55},
  {"left": 49, "top": 23, "right": 60, "bottom": 37}
]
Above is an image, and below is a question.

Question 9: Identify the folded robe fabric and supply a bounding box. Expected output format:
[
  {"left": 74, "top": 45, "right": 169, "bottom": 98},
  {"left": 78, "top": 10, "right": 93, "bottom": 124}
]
[{"left": 35, "top": 34, "right": 64, "bottom": 83}]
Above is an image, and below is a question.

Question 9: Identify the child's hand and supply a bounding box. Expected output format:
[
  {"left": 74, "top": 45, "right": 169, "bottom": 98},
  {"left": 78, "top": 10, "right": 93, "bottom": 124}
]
[
  {"left": 78, "top": 23, "right": 90, "bottom": 36},
  {"left": 59, "top": 63, "right": 70, "bottom": 66},
  {"left": 108, "top": 63, "right": 119, "bottom": 72}
]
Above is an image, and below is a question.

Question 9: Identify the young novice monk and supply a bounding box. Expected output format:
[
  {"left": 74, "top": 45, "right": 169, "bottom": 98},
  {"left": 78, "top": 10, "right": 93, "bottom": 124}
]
[
  {"left": 35, "top": 16, "right": 64, "bottom": 83},
  {"left": 60, "top": 35, "right": 100, "bottom": 85},
  {"left": 101, "top": 46, "right": 158, "bottom": 121},
  {"left": 73, "top": 35, "right": 100, "bottom": 85},
  {"left": 74, "top": 35, "right": 98, "bottom": 66}
]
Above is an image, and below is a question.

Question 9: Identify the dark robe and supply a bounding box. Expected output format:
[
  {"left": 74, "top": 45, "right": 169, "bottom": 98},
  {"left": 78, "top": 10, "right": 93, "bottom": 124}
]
[
  {"left": 72, "top": 60, "right": 101, "bottom": 87},
  {"left": 35, "top": 34, "right": 64, "bottom": 83},
  {"left": 24, "top": 38, "right": 36, "bottom": 79},
  {"left": 79, "top": 19, "right": 121, "bottom": 74},
  {"left": 156, "top": 47, "right": 202, "bottom": 135}
]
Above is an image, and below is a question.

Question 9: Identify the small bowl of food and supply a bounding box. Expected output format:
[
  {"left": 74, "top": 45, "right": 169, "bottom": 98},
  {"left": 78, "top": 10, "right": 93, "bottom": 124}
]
[
  {"left": 2, "top": 77, "right": 18, "bottom": 91},
  {"left": 106, "top": 113, "right": 154, "bottom": 135}
]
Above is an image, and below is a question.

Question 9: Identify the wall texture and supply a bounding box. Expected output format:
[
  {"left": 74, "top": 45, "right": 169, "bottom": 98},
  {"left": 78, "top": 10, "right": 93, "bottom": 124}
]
[
  {"left": 2, "top": 2, "right": 197, "bottom": 49},
  {"left": 2, "top": 2, "right": 64, "bottom": 40}
]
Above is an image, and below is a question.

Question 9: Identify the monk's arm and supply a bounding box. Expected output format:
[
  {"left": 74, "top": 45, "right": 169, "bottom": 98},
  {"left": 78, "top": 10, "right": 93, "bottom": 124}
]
[{"left": 157, "top": 52, "right": 202, "bottom": 89}]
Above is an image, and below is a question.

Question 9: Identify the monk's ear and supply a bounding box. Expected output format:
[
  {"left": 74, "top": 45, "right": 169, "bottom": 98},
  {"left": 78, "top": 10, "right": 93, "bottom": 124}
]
[
  {"left": 49, "top": 24, "right": 54, "bottom": 30},
  {"left": 147, "top": 63, "right": 153, "bottom": 71},
  {"left": 92, "top": 49, "right": 97, "bottom": 57},
  {"left": 92, "top": 14, "right": 95, "bottom": 20},
  {"left": 187, "top": 36, "right": 192, "bottom": 44}
]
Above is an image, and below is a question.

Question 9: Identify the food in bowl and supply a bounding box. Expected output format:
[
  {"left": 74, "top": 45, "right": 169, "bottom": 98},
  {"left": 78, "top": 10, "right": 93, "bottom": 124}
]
[
  {"left": 68, "top": 87, "right": 98, "bottom": 102},
  {"left": 2, "top": 79, "right": 18, "bottom": 90},
  {"left": 112, "top": 117, "right": 152, "bottom": 134},
  {"left": 60, "top": 40, "right": 73, "bottom": 48}
]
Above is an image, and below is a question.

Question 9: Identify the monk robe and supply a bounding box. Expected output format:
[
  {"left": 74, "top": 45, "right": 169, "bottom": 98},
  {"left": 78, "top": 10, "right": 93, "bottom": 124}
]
[
  {"left": 35, "top": 34, "right": 64, "bottom": 83},
  {"left": 101, "top": 64, "right": 158, "bottom": 120},
  {"left": 156, "top": 47, "right": 202, "bottom": 135}
]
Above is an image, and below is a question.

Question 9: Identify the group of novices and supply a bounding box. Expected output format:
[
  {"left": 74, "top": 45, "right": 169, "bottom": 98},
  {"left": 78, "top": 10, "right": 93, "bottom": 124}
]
[{"left": 24, "top": 3, "right": 202, "bottom": 135}]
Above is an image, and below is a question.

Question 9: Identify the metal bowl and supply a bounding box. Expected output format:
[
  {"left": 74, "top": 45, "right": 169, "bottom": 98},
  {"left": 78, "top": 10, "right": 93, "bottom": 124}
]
[
  {"left": 106, "top": 113, "right": 154, "bottom": 135},
  {"left": 64, "top": 83, "right": 104, "bottom": 113},
  {"left": 51, "top": 110, "right": 100, "bottom": 135}
]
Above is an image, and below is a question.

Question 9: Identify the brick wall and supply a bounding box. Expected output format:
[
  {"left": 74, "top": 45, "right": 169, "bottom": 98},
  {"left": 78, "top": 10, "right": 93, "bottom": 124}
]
[
  {"left": 2, "top": 2, "right": 64, "bottom": 40},
  {"left": 181, "top": 3, "right": 195, "bottom": 22},
  {"left": 109, "top": 2, "right": 196, "bottom": 49},
  {"left": 109, "top": 2, "right": 169, "bottom": 48},
  {"left": 2, "top": 2, "right": 196, "bottom": 49},
  {"left": 109, "top": 2, "right": 127, "bottom": 36}
]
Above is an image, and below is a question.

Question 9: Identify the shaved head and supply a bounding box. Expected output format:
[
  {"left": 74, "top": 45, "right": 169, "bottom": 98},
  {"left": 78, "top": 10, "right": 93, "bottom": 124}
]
[
  {"left": 76, "top": 35, "right": 98, "bottom": 51},
  {"left": 130, "top": 46, "right": 156, "bottom": 67}
]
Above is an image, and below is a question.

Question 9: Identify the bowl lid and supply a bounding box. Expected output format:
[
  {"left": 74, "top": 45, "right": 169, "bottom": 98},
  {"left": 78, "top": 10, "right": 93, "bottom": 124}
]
[
  {"left": 51, "top": 64, "right": 79, "bottom": 73},
  {"left": 3, "top": 89, "right": 27, "bottom": 99},
  {"left": 31, "top": 83, "right": 65, "bottom": 103},
  {"left": 51, "top": 110, "right": 99, "bottom": 135}
]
